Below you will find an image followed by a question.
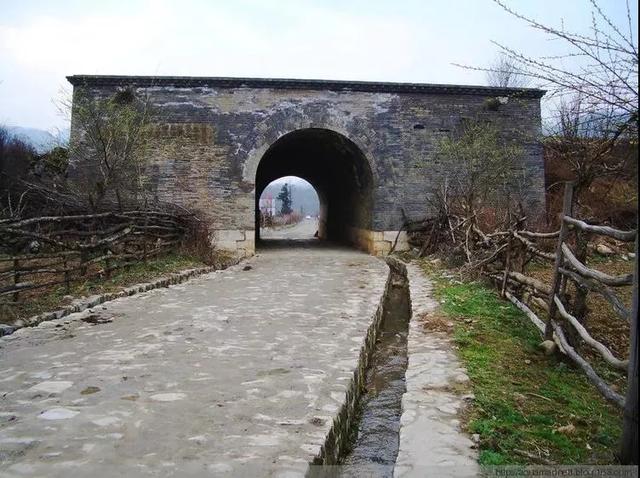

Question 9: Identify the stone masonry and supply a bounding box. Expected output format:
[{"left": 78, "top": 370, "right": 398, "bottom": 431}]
[{"left": 66, "top": 76, "right": 545, "bottom": 256}]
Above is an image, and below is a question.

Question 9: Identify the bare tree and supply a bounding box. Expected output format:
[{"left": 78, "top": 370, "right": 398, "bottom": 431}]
[
  {"left": 504, "top": 1, "right": 634, "bottom": 125},
  {"left": 0, "top": 126, "right": 37, "bottom": 218},
  {"left": 61, "top": 87, "right": 153, "bottom": 211},
  {"left": 486, "top": 54, "right": 531, "bottom": 88},
  {"left": 422, "top": 119, "right": 530, "bottom": 264},
  {"left": 460, "top": 0, "right": 638, "bottom": 464},
  {"left": 460, "top": 1, "right": 638, "bottom": 131},
  {"left": 434, "top": 119, "right": 526, "bottom": 219},
  {"left": 545, "top": 94, "right": 636, "bottom": 206}
]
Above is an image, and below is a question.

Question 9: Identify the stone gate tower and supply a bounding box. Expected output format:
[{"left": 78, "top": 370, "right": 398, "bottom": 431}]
[{"left": 67, "top": 75, "right": 545, "bottom": 256}]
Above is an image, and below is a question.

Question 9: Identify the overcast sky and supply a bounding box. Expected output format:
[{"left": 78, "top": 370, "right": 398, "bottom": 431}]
[{"left": 0, "top": 0, "right": 636, "bottom": 131}]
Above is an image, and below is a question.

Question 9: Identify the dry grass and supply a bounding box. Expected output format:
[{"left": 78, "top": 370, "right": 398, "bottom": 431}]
[
  {"left": 417, "top": 311, "right": 456, "bottom": 334},
  {"left": 0, "top": 253, "right": 209, "bottom": 326},
  {"left": 526, "top": 253, "right": 632, "bottom": 359}
]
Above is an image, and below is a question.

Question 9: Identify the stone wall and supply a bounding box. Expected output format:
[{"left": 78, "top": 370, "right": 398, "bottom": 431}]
[{"left": 67, "top": 76, "right": 545, "bottom": 256}]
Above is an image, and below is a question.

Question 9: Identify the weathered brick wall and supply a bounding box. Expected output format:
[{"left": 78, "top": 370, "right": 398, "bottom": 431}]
[{"left": 67, "top": 77, "right": 545, "bottom": 256}]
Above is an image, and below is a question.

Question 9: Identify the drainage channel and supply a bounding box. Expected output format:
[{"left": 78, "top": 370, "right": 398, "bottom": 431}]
[{"left": 339, "top": 261, "right": 411, "bottom": 476}]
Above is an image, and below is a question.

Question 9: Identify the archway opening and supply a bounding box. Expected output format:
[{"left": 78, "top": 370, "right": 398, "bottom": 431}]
[
  {"left": 259, "top": 176, "right": 320, "bottom": 241},
  {"left": 255, "top": 128, "right": 373, "bottom": 248}
]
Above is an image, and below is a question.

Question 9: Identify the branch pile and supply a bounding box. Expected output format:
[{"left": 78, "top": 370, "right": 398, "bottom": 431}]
[
  {"left": 0, "top": 208, "right": 194, "bottom": 306},
  {"left": 406, "top": 209, "right": 636, "bottom": 409}
]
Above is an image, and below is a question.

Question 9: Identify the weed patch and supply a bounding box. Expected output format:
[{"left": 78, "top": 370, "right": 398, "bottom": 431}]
[{"left": 420, "top": 260, "right": 623, "bottom": 465}]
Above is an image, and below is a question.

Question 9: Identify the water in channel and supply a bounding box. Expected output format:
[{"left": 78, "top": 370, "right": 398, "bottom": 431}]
[{"left": 339, "top": 272, "right": 411, "bottom": 477}]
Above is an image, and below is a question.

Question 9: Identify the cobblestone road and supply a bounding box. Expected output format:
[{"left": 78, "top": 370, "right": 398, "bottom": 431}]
[{"left": 0, "top": 243, "right": 388, "bottom": 477}]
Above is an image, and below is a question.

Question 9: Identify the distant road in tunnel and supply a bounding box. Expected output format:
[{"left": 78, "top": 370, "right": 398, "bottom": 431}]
[{"left": 260, "top": 217, "right": 318, "bottom": 241}]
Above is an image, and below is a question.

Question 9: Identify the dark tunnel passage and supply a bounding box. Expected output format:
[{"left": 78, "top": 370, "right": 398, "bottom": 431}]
[{"left": 255, "top": 128, "right": 373, "bottom": 247}]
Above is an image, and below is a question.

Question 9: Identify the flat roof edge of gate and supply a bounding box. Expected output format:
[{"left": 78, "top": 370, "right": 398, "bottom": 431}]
[{"left": 66, "top": 75, "right": 546, "bottom": 98}]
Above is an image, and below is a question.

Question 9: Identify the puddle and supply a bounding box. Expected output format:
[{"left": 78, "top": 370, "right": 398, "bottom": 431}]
[{"left": 339, "top": 265, "right": 411, "bottom": 476}]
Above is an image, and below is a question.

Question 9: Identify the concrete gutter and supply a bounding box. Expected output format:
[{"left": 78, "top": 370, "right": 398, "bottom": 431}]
[{"left": 310, "top": 257, "right": 394, "bottom": 467}]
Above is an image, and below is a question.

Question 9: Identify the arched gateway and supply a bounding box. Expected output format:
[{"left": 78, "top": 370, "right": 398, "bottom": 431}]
[
  {"left": 255, "top": 128, "right": 373, "bottom": 247},
  {"left": 67, "top": 76, "right": 546, "bottom": 256}
]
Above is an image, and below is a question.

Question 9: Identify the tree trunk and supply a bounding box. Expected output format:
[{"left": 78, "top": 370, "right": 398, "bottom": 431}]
[
  {"left": 620, "top": 236, "right": 638, "bottom": 464},
  {"left": 115, "top": 189, "right": 124, "bottom": 212}
]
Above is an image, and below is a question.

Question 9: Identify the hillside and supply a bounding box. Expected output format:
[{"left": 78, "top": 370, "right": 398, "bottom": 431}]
[{"left": 6, "top": 126, "right": 68, "bottom": 154}]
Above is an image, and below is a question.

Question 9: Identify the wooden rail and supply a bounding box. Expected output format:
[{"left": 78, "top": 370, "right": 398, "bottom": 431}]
[
  {"left": 502, "top": 182, "right": 636, "bottom": 408},
  {"left": 553, "top": 295, "right": 628, "bottom": 370},
  {"left": 563, "top": 216, "right": 637, "bottom": 242},
  {"left": 562, "top": 243, "right": 633, "bottom": 286},
  {"left": 406, "top": 181, "right": 637, "bottom": 409}
]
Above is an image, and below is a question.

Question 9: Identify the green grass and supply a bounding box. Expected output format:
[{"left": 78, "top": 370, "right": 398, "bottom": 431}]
[
  {"left": 420, "top": 261, "right": 623, "bottom": 465},
  {"left": 2, "top": 254, "right": 207, "bottom": 325}
]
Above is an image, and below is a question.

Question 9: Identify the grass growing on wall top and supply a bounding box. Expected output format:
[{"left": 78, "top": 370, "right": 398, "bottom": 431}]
[{"left": 419, "top": 260, "right": 623, "bottom": 466}]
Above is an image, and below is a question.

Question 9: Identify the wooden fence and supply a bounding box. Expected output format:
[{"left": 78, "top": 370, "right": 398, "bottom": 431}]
[
  {"left": 494, "top": 183, "right": 635, "bottom": 408},
  {"left": 0, "top": 211, "right": 188, "bottom": 309},
  {"left": 407, "top": 182, "right": 637, "bottom": 410}
]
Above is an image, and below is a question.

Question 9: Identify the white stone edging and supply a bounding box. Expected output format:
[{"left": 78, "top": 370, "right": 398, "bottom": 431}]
[{"left": 0, "top": 263, "right": 238, "bottom": 337}]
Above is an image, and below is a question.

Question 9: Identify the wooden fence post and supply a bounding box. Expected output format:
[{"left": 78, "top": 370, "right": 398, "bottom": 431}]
[
  {"left": 142, "top": 214, "right": 148, "bottom": 263},
  {"left": 572, "top": 230, "right": 591, "bottom": 320},
  {"left": 80, "top": 250, "right": 88, "bottom": 276},
  {"left": 13, "top": 258, "right": 20, "bottom": 302},
  {"left": 63, "top": 255, "right": 70, "bottom": 293},
  {"left": 545, "top": 181, "right": 574, "bottom": 340},
  {"left": 620, "top": 235, "right": 638, "bottom": 464},
  {"left": 105, "top": 251, "right": 111, "bottom": 279},
  {"left": 501, "top": 231, "right": 513, "bottom": 298}
]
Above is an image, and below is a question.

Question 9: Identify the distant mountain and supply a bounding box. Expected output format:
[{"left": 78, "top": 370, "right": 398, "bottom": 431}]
[
  {"left": 5, "top": 126, "right": 69, "bottom": 154},
  {"left": 262, "top": 179, "right": 320, "bottom": 216}
]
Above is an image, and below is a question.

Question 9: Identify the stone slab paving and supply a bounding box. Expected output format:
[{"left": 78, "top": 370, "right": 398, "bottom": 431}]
[
  {"left": 0, "top": 244, "right": 388, "bottom": 477},
  {"left": 395, "top": 262, "right": 479, "bottom": 478}
]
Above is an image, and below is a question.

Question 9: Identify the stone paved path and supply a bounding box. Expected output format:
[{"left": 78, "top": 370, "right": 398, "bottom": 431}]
[{"left": 0, "top": 243, "right": 388, "bottom": 477}]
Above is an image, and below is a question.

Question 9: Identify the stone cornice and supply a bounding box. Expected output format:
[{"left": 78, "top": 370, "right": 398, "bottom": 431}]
[{"left": 66, "top": 75, "right": 545, "bottom": 98}]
